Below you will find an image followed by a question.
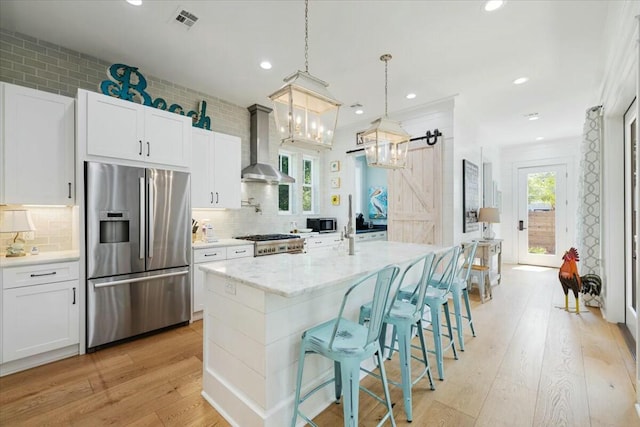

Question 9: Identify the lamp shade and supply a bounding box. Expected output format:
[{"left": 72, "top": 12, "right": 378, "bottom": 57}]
[
  {"left": 269, "top": 70, "right": 341, "bottom": 150},
  {"left": 478, "top": 207, "right": 500, "bottom": 224},
  {"left": 362, "top": 117, "right": 410, "bottom": 169},
  {"left": 0, "top": 210, "right": 36, "bottom": 233}
]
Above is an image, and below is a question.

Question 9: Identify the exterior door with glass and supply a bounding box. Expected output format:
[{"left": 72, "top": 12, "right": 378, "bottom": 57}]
[
  {"left": 624, "top": 99, "right": 637, "bottom": 340},
  {"left": 517, "top": 164, "right": 568, "bottom": 267}
]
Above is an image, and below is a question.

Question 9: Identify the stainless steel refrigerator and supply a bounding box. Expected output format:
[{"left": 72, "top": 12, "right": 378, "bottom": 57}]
[{"left": 85, "top": 162, "right": 191, "bottom": 351}]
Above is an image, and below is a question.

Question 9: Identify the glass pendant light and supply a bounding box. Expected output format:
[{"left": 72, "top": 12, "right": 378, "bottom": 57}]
[
  {"left": 361, "top": 54, "right": 410, "bottom": 169},
  {"left": 268, "top": 0, "right": 341, "bottom": 150}
]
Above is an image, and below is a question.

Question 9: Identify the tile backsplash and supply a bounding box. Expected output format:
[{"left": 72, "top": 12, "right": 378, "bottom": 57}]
[{"left": 0, "top": 206, "right": 77, "bottom": 253}]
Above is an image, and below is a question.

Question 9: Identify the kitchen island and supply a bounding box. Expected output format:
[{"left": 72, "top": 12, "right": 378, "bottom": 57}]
[{"left": 199, "top": 240, "right": 446, "bottom": 427}]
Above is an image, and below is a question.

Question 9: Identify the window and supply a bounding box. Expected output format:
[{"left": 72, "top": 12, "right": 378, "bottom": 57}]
[
  {"left": 302, "top": 156, "right": 317, "bottom": 214},
  {"left": 278, "top": 151, "right": 318, "bottom": 215},
  {"left": 279, "top": 153, "right": 293, "bottom": 213}
]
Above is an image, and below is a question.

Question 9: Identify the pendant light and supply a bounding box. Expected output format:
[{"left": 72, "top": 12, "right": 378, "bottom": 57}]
[
  {"left": 361, "top": 54, "right": 410, "bottom": 169},
  {"left": 268, "top": 0, "right": 341, "bottom": 150}
]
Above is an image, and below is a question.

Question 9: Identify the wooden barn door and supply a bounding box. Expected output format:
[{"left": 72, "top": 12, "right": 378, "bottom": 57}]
[{"left": 388, "top": 144, "right": 442, "bottom": 245}]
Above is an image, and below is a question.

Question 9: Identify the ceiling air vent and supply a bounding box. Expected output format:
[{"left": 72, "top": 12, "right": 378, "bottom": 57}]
[{"left": 172, "top": 8, "right": 199, "bottom": 29}]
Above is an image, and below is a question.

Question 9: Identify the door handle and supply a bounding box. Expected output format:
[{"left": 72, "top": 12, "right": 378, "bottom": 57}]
[
  {"left": 215, "top": 192, "right": 219, "bottom": 204},
  {"left": 210, "top": 192, "right": 214, "bottom": 204},
  {"left": 72, "top": 287, "right": 76, "bottom": 305},
  {"left": 68, "top": 182, "right": 72, "bottom": 199},
  {"left": 30, "top": 271, "right": 56, "bottom": 277},
  {"left": 92, "top": 270, "right": 189, "bottom": 288},
  {"left": 146, "top": 141, "right": 150, "bottom": 157},
  {"left": 518, "top": 220, "right": 527, "bottom": 231},
  {"left": 139, "top": 140, "right": 142, "bottom": 156},
  {"left": 148, "top": 178, "right": 154, "bottom": 258},
  {"left": 139, "top": 177, "right": 145, "bottom": 260}
]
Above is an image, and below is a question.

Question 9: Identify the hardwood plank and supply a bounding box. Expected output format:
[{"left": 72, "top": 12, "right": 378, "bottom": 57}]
[
  {"left": 475, "top": 375, "right": 537, "bottom": 427},
  {"left": 154, "top": 390, "right": 230, "bottom": 427}
]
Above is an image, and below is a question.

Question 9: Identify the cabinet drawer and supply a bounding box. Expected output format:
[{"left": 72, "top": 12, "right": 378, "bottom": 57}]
[
  {"left": 194, "top": 248, "right": 227, "bottom": 263},
  {"left": 227, "top": 245, "right": 254, "bottom": 259},
  {"left": 3, "top": 262, "right": 79, "bottom": 289}
]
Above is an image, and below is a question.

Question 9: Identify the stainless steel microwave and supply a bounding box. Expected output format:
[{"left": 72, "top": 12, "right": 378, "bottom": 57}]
[{"left": 307, "top": 217, "right": 337, "bottom": 233}]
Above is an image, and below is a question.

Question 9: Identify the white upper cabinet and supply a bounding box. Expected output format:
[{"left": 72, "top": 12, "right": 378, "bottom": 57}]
[
  {"left": 1, "top": 83, "right": 75, "bottom": 205},
  {"left": 191, "top": 128, "right": 241, "bottom": 209},
  {"left": 86, "top": 91, "right": 191, "bottom": 167}
]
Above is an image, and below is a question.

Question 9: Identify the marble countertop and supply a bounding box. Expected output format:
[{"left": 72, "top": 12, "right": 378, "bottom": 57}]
[
  {"left": 200, "top": 240, "right": 447, "bottom": 298},
  {"left": 193, "top": 238, "right": 253, "bottom": 249},
  {"left": 1, "top": 250, "right": 80, "bottom": 268}
]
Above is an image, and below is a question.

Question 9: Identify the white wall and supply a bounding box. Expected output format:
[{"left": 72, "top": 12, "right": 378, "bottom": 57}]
[{"left": 597, "top": 1, "right": 638, "bottom": 326}]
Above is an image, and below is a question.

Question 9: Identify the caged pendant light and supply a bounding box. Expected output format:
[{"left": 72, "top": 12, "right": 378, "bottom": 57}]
[
  {"left": 268, "top": 0, "right": 341, "bottom": 150},
  {"left": 362, "top": 54, "right": 410, "bottom": 169}
]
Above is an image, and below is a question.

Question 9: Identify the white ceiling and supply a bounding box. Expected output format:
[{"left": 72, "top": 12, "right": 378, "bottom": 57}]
[{"left": 0, "top": 0, "right": 610, "bottom": 148}]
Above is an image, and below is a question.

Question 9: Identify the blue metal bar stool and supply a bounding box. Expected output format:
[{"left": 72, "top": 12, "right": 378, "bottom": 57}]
[
  {"left": 390, "top": 246, "right": 460, "bottom": 380},
  {"left": 291, "top": 264, "right": 400, "bottom": 427},
  {"left": 445, "top": 241, "right": 478, "bottom": 351},
  {"left": 358, "top": 252, "right": 436, "bottom": 422}
]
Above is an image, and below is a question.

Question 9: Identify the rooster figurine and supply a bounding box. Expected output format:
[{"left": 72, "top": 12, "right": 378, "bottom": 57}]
[
  {"left": 559, "top": 248, "right": 582, "bottom": 313},
  {"left": 558, "top": 247, "right": 603, "bottom": 313}
]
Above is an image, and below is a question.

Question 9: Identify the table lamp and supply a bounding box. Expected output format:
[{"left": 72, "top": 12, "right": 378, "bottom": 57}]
[
  {"left": 0, "top": 209, "right": 36, "bottom": 257},
  {"left": 478, "top": 207, "right": 500, "bottom": 240}
]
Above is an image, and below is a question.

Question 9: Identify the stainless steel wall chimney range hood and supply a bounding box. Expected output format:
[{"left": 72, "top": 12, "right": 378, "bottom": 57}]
[{"left": 242, "top": 104, "right": 295, "bottom": 184}]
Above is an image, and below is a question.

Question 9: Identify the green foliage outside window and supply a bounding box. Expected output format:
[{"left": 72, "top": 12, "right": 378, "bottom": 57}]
[
  {"left": 279, "top": 154, "right": 291, "bottom": 212},
  {"left": 527, "top": 172, "right": 556, "bottom": 208}
]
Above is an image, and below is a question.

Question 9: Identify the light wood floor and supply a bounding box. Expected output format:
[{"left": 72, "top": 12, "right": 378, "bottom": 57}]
[{"left": 0, "top": 264, "right": 637, "bottom": 426}]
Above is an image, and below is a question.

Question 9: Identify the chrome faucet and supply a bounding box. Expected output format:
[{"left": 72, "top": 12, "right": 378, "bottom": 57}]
[{"left": 347, "top": 194, "right": 355, "bottom": 255}]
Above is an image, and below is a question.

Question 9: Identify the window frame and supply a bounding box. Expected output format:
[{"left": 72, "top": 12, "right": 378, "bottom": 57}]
[{"left": 278, "top": 151, "right": 294, "bottom": 215}]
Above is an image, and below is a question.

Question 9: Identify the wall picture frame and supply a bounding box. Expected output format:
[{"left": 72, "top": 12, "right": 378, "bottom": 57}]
[
  {"left": 331, "top": 177, "right": 341, "bottom": 188},
  {"left": 331, "top": 194, "right": 340, "bottom": 206},
  {"left": 462, "top": 159, "right": 480, "bottom": 233},
  {"left": 330, "top": 160, "right": 340, "bottom": 172}
]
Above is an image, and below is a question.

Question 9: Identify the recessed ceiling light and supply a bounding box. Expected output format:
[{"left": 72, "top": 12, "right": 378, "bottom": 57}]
[
  {"left": 484, "top": 1, "right": 504, "bottom": 12},
  {"left": 536, "top": 136, "right": 544, "bottom": 141},
  {"left": 528, "top": 116, "right": 539, "bottom": 121},
  {"left": 513, "top": 77, "right": 529, "bottom": 85},
  {"left": 260, "top": 61, "right": 272, "bottom": 70},
  {"left": 355, "top": 109, "right": 364, "bottom": 115},
  {"left": 525, "top": 113, "right": 539, "bottom": 121},
  {"left": 406, "top": 93, "right": 416, "bottom": 99},
  {"left": 126, "top": 0, "right": 142, "bottom": 6}
]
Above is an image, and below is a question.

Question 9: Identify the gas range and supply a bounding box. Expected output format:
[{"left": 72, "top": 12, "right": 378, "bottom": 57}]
[{"left": 236, "top": 234, "right": 305, "bottom": 256}]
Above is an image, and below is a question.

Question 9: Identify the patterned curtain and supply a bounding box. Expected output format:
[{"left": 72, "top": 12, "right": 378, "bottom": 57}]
[{"left": 577, "top": 106, "right": 603, "bottom": 307}]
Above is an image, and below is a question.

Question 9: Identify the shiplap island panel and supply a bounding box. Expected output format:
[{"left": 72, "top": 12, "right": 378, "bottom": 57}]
[{"left": 199, "top": 241, "right": 447, "bottom": 427}]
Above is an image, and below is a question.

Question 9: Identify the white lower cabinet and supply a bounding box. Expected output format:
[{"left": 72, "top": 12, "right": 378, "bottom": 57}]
[
  {"left": 3, "top": 281, "right": 79, "bottom": 362},
  {"left": 355, "top": 231, "right": 387, "bottom": 242},
  {"left": 192, "top": 244, "right": 253, "bottom": 319},
  {"left": 305, "top": 233, "right": 343, "bottom": 252},
  {"left": 1, "top": 261, "right": 80, "bottom": 374}
]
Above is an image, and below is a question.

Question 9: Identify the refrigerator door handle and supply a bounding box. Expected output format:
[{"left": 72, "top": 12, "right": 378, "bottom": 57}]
[
  {"left": 148, "top": 177, "right": 154, "bottom": 258},
  {"left": 92, "top": 270, "right": 189, "bottom": 288},
  {"left": 139, "top": 177, "right": 145, "bottom": 260}
]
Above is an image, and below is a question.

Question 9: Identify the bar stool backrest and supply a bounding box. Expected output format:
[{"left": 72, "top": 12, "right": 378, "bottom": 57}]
[
  {"left": 328, "top": 264, "right": 400, "bottom": 351},
  {"left": 428, "top": 246, "right": 462, "bottom": 294}
]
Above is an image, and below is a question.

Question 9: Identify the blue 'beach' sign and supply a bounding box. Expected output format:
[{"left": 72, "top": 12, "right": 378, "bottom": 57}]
[{"left": 100, "top": 63, "right": 211, "bottom": 130}]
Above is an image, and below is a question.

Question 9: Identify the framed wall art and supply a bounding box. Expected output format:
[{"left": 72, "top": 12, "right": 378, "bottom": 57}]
[
  {"left": 330, "top": 160, "right": 340, "bottom": 172},
  {"left": 462, "top": 159, "right": 479, "bottom": 232}
]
